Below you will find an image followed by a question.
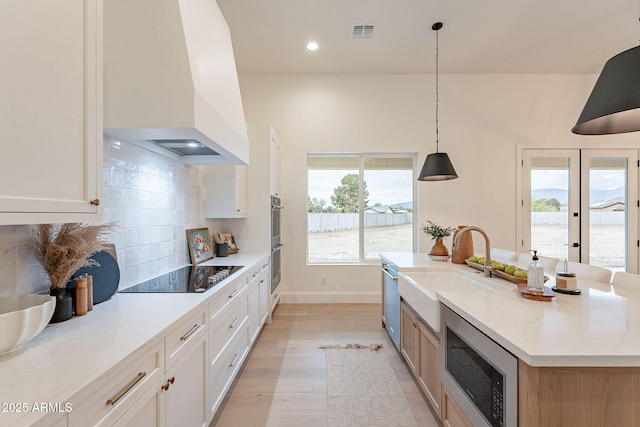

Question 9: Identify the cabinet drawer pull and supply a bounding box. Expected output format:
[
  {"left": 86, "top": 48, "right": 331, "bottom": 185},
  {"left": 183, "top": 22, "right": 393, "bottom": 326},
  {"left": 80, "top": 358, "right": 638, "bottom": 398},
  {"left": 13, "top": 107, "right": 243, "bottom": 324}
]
[
  {"left": 252, "top": 272, "right": 259, "bottom": 278},
  {"left": 228, "top": 289, "right": 240, "bottom": 299},
  {"left": 229, "top": 317, "right": 239, "bottom": 328},
  {"left": 180, "top": 324, "right": 201, "bottom": 341},
  {"left": 259, "top": 280, "right": 264, "bottom": 284},
  {"left": 229, "top": 353, "right": 239, "bottom": 367},
  {"left": 106, "top": 371, "right": 147, "bottom": 406},
  {"left": 262, "top": 264, "right": 268, "bottom": 269},
  {"left": 161, "top": 376, "right": 175, "bottom": 391}
]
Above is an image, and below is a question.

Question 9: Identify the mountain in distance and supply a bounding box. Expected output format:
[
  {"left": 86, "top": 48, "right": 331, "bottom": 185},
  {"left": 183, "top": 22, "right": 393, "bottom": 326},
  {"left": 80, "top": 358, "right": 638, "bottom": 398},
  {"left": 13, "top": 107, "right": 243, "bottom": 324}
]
[
  {"left": 532, "top": 187, "right": 625, "bottom": 206},
  {"left": 531, "top": 188, "right": 568, "bottom": 205}
]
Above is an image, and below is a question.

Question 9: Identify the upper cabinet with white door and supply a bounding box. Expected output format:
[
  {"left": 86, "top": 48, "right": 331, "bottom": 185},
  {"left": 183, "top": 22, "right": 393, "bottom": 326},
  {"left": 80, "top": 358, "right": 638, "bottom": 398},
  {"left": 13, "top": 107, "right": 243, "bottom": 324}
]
[
  {"left": 0, "top": 0, "right": 103, "bottom": 225},
  {"left": 204, "top": 165, "right": 248, "bottom": 218}
]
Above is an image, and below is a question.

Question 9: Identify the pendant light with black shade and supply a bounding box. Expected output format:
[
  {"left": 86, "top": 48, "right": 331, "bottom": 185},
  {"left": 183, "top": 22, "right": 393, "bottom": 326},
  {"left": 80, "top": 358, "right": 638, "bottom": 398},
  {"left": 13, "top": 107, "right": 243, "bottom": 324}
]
[
  {"left": 572, "top": 18, "right": 640, "bottom": 135},
  {"left": 418, "top": 22, "right": 458, "bottom": 181}
]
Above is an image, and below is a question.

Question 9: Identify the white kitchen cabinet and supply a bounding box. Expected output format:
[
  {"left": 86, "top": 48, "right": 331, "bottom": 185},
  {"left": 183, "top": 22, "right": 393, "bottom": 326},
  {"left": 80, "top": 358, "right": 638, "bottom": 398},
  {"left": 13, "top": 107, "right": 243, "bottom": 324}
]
[
  {"left": 112, "top": 378, "right": 165, "bottom": 427},
  {"left": 68, "top": 338, "right": 165, "bottom": 427},
  {"left": 208, "top": 273, "right": 250, "bottom": 419},
  {"left": 0, "top": 0, "right": 102, "bottom": 225},
  {"left": 69, "top": 308, "right": 207, "bottom": 427},
  {"left": 258, "top": 260, "right": 270, "bottom": 325},
  {"left": 247, "top": 259, "right": 270, "bottom": 344},
  {"left": 164, "top": 333, "right": 209, "bottom": 427},
  {"left": 401, "top": 301, "right": 441, "bottom": 417},
  {"left": 247, "top": 268, "right": 261, "bottom": 344},
  {"left": 204, "top": 165, "right": 248, "bottom": 218}
]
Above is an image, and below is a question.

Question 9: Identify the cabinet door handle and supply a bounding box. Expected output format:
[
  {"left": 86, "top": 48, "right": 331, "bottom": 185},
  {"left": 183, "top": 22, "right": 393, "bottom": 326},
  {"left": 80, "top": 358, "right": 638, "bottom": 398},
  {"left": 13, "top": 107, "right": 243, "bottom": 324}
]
[
  {"left": 161, "top": 376, "right": 175, "bottom": 391},
  {"left": 180, "top": 324, "right": 201, "bottom": 341},
  {"left": 259, "top": 280, "right": 264, "bottom": 284},
  {"left": 107, "top": 371, "right": 147, "bottom": 405},
  {"left": 229, "top": 289, "right": 240, "bottom": 299},
  {"left": 229, "top": 317, "right": 239, "bottom": 328},
  {"left": 90, "top": 198, "right": 100, "bottom": 206},
  {"left": 229, "top": 353, "right": 240, "bottom": 367}
]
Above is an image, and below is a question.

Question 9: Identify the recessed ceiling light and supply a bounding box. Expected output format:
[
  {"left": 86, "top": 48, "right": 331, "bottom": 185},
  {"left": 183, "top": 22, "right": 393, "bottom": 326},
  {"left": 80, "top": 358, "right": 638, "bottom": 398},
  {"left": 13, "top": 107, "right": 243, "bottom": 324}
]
[{"left": 306, "top": 41, "right": 319, "bottom": 51}]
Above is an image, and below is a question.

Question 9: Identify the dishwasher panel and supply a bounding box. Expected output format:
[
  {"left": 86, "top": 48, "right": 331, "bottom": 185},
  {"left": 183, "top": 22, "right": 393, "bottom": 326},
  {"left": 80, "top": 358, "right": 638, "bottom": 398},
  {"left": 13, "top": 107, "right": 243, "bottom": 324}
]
[{"left": 383, "top": 264, "right": 401, "bottom": 351}]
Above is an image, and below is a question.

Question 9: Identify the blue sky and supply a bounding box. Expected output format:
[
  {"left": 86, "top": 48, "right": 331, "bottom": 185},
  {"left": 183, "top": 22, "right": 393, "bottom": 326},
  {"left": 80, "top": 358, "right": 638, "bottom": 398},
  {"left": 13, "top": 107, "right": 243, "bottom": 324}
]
[{"left": 308, "top": 169, "right": 413, "bottom": 207}]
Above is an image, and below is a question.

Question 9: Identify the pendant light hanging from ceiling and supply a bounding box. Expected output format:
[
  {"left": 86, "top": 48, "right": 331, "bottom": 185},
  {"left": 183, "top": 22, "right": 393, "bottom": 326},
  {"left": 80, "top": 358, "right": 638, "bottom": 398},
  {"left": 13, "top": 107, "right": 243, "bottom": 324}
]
[
  {"left": 572, "top": 18, "right": 640, "bottom": 135},
  {"left": 418, "top": 22, "right": 458, "bottom": 181}
]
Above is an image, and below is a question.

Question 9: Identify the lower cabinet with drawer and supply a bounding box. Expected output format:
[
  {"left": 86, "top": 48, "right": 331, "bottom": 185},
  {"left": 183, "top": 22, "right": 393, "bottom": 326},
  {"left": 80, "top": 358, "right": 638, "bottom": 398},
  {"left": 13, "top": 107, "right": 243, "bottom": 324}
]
[
  {"left": 208, "top": 275, "right": 251, "bottom": 419},
  {"left": 68, "top": 338, "right": 165, "bottom": 427},
  {"left": 69, "top": 309, "right": 209, "bottom": 427},
  {"left": 65, "top": 256, "right": 268, "bottom": 427}
]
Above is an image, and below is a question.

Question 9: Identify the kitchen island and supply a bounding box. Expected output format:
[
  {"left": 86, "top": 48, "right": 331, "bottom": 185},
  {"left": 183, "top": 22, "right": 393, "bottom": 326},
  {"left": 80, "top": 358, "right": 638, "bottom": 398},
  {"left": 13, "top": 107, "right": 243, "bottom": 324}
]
[{"left": 381, "top": 252, "right": 640, "bottom": 427}]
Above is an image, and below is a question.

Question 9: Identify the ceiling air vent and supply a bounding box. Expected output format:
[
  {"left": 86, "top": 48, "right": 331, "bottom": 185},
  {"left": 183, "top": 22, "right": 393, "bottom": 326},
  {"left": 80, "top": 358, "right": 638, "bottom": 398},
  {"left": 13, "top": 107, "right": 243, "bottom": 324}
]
[{"left": 352, "top": 24, "right": 375, "bottom": 39}]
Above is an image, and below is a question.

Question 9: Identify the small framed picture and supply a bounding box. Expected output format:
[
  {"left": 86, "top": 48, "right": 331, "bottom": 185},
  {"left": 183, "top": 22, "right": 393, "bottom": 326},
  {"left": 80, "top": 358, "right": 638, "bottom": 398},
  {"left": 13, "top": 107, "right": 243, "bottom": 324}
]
[{"left": 186, "top": 228, "right": 214, "bottom": 264}]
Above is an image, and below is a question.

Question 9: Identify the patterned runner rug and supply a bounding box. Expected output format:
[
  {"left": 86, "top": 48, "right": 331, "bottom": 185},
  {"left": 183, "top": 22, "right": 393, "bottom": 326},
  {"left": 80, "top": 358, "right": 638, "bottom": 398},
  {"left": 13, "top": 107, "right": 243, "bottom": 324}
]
[{"left": 319, "top": 344, "right": 418, "bottom": 427}]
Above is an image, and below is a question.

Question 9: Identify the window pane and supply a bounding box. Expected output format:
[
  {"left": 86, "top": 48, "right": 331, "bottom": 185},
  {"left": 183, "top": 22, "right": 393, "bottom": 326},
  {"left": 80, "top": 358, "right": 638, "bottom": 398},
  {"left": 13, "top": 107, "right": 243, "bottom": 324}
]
[
  {"left": 308, "top": 156, "right": 359, "bottom": 262},
  {"left": 307, "top": 154, "right": 415, "bottom": 263},
  {"left": 530, "top": 157, "right": 571, "bottom": 260},
  {"left": 363, "top": 157, "right": 413, "bottom": 260},
  {"left": 588, "top": 158, "right": 627, "bottom": 271}
]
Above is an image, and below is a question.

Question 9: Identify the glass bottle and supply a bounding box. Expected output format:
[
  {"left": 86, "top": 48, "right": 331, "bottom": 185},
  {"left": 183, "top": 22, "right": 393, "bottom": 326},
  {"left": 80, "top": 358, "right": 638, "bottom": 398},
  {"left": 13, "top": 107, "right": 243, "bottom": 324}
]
[{"left": 527, "top": 250, "right": 545, "bottom": 293}]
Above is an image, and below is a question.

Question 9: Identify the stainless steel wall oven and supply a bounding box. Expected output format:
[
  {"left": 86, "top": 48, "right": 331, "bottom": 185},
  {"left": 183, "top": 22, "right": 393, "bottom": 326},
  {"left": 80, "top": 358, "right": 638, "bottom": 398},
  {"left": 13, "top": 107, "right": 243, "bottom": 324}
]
[
  {"left": 441, "top": 305, "right": 518, "bottom": 427},
  {"left": 271, "top": 195, "right": 283, "bottom": 293}
]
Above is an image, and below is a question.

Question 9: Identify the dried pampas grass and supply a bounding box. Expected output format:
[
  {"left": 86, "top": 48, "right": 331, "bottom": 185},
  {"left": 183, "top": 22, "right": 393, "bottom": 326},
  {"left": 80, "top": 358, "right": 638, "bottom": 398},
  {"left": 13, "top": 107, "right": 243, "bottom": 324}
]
[{"left": 29, "top": 223, "right": 114, "bottom": 289}]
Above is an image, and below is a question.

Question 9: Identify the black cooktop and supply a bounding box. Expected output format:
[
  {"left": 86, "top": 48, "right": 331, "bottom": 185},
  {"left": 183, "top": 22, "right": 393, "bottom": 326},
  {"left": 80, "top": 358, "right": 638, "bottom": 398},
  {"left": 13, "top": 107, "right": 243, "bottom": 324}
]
[{"left": 120, "top": 265, "right": 244, "bottom": 293}]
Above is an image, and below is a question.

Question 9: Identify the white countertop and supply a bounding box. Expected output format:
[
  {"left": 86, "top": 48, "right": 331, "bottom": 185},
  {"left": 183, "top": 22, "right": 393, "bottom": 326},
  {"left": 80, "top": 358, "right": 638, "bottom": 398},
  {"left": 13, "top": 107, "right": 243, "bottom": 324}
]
[
  {"left": 0, "top": 252, "right": 268, "bottom": 426},
  {"left": 381, "top": 252, "right": 640, "bottom": 367}
]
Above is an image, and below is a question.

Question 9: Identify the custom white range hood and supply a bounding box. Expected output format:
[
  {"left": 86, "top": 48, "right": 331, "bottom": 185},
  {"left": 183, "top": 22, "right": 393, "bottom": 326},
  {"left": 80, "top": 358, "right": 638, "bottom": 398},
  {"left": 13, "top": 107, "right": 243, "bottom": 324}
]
[{"left": 103, "top": 0, "right": 249, "bottom": 165}]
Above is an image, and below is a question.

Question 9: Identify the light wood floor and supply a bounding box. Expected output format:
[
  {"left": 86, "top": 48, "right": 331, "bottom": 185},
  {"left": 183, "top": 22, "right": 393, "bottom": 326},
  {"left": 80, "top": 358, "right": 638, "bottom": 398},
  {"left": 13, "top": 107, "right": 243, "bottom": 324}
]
[{"left": 210, "top": 303, "right": 440, "bottom": 427}]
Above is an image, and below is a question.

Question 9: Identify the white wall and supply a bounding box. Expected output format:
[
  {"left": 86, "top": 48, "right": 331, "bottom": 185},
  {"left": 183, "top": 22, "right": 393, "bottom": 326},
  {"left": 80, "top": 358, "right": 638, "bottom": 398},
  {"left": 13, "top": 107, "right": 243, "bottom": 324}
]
[{"left": 237, "top": 73, "right": 638, "bottom": 303}]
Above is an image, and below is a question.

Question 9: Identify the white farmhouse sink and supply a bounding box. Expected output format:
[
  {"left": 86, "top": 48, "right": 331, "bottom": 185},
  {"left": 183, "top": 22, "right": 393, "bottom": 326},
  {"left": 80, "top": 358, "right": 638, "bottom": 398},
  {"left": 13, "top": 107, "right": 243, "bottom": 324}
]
[
  {"left": 0, "top": 294, "right": 55, "bottom": 356},
  {"left": 398, "top": 271, "right": 497, "bottom": 333}
]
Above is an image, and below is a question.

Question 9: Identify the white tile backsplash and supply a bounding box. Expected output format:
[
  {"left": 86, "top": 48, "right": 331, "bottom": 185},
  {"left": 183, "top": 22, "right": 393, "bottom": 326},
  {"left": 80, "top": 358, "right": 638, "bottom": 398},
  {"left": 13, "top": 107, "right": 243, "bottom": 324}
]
[{"left": 0, "top": 137, "right": 210, "bottom": 296}]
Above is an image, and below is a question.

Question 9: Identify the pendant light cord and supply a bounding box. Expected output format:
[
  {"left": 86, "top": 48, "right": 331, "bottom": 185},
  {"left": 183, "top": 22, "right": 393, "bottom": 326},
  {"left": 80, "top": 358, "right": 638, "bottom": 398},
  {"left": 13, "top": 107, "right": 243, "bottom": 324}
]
[{"left": 435, "top": 26, "right": 440, "bottom": 153}]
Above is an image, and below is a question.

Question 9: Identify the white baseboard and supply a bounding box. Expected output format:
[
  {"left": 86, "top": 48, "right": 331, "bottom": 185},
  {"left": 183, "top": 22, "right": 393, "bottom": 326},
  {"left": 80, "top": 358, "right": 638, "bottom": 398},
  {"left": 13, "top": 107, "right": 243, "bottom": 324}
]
[{"left": 279, "top": 291, "right": 380, "bottom": 304}]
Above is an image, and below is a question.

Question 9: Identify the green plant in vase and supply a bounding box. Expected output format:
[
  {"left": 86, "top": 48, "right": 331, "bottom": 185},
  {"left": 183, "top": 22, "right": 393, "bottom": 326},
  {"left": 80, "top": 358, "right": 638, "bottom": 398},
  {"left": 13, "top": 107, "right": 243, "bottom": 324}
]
[{"left": 422, "top": 220, "right": 456, "bottom": 257}]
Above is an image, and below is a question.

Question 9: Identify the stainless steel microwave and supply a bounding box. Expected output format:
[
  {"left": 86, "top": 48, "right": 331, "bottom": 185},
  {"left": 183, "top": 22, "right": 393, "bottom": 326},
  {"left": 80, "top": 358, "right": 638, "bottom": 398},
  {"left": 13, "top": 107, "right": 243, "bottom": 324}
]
[{"left": 441, "top": 305, "right": 518, "bottom": 427}]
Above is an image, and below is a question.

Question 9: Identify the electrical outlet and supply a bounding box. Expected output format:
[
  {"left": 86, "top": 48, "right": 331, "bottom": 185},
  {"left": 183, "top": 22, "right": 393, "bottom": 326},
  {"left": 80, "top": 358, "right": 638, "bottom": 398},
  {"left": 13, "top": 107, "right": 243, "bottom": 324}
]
[{"left": 320, "top": 277, "right": 327, "bottom": 286}]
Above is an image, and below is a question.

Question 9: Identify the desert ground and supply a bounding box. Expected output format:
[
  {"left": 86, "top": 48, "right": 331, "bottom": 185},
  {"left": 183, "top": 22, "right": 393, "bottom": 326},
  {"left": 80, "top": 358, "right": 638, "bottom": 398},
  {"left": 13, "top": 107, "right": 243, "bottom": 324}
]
[{"left": 308, "top": 224, "right": 625, "bottom": 270}]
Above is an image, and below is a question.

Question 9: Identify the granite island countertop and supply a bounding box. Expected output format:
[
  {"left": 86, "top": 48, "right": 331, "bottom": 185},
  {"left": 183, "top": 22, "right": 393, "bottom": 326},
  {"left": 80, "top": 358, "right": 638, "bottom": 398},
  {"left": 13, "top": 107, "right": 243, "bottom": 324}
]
[{"left": 381, "top": 252, "right": 640, "bottom": 367}]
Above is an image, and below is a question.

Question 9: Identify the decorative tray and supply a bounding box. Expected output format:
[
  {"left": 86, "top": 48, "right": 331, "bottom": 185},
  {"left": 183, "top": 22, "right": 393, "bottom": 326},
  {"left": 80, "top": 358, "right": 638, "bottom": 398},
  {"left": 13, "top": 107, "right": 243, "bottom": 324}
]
[
  {"left": 517, "top": 283, "right": 555, "bottom": 301},
  {"left": 464, "top": 259, "right": 549, "bottom": 285}
]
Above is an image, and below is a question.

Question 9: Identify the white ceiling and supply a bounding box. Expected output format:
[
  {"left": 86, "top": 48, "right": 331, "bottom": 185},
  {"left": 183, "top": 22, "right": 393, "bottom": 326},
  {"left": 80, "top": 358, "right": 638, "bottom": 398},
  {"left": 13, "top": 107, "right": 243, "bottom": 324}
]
[{"left": 217, "top": 0, "right": 640, "bottom": 75}]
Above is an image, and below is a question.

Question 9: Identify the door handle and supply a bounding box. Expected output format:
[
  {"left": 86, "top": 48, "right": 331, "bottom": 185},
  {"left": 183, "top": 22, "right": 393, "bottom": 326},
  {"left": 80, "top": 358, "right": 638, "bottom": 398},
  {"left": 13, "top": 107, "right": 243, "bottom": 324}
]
[{"left": 572, "top": 242, "right": 581, "bottom": 247}]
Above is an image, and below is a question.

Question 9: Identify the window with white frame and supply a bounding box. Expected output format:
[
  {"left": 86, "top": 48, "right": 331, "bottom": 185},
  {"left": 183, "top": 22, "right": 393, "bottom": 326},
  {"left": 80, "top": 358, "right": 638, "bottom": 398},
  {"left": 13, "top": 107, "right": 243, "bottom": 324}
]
[{"left": 307, "top": 154, "right": 416, "bottom": 263}]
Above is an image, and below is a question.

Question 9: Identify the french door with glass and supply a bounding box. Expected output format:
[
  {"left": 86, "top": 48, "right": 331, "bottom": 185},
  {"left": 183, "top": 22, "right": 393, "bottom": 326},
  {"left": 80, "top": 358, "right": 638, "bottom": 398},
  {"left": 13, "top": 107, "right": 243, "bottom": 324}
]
[{"left": 520, "top": 149, "right": 638, "bottom": 274}]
